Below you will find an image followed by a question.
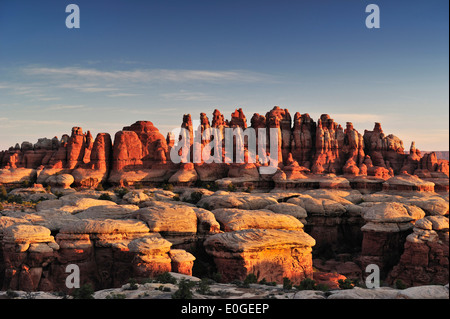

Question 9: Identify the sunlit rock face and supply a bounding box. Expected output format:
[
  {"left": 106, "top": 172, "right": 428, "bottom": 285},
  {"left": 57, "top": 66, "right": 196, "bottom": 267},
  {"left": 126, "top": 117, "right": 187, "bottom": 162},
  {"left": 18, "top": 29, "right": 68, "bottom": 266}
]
[
  {"left": 204, "top": 228, "right": 315, "bottom": 285},
  {"left": 2, "top": 107, "right": 447, "bottom": 191},
  {"left": 0, "top": 107, "right": 448, "bottom": 294}
]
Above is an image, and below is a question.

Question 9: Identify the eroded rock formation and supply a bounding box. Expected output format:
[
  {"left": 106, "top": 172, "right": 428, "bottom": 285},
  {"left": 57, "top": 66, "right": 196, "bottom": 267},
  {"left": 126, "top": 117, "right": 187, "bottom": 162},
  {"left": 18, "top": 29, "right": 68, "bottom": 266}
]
[{"left": 1, "top": 107, "right": 448, "bottom": 191}]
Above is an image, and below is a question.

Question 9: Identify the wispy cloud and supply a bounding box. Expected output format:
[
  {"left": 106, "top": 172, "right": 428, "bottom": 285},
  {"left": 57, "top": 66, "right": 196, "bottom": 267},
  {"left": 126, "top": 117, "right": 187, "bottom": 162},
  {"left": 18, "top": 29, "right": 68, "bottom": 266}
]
[
  {"left": 23, "top": 66, "right": 271, "bottom": 83},
  {"left": 44, "top": 104, "right": 86, "bottom": 111},
  {"left": 37, "top": 96, "right": 61, "bottom": 101},
  {"left": 107, "top": 92, "right": 142, "bottom": 97},
  {"left": 160, "top": 90, "right": 215, "bottom": 101}
]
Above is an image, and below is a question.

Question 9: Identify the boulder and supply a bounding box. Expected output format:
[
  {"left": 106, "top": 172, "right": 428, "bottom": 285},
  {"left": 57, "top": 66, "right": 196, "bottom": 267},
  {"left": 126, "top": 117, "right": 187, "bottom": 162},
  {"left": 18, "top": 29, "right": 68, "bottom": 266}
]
[
  {"left": 74, "top": 204, "right": 139, "bottom": 220},
  {"left": 45, "top": 174, "right": 74, "bottom": 189},
  {"left": 204, "top": 228, "right": 315, "bottom": 284},
  {"left": 264, "top": 203, "right": 308, "bottom": 220},
  {"left": 211, "top": 208, "right": 304, "bottom": 231},
  {"left": 132, "top": 201, "right": 197, "bottom": 246}
]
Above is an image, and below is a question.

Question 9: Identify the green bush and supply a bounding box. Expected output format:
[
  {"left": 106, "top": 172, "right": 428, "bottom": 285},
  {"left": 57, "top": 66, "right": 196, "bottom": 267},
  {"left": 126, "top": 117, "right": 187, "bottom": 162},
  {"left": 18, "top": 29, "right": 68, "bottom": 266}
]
[
  {"left": 196, "top": 278, "right": 212, "bottom": 295},
  {"left": 114, "top": 187, "right": 129, "bottom": 198},
  {"left": 71, "top": 284, "right": 95, "bottom": 299},
  {"left": 338, "top": 279, "right": 355, "bottom": 290},
  {"left": 54, "top": 191, "right": 64, "bottom": 199},
  {"left": 98, "top": 193, "right": 113, "bottom": 201},
  {"left": 205, "top": 182, "right": 219, "bottom": 192},
  {"left": 227, "top": 183, "right": 237, "bottom": 192},
  {"left": 395, "top": 279, "right": 407, "bottom": 290},
  {"left": 155, "top": 272, "right": 177, "bottom": 284},
  {"left": 244, "top": 186, "right": 254, "bottom": 193},
  {"left": 172, "top": 279, "right": 195, "bottom": 299},
  {"left": 315, "top": 283, "right": 330, "bottom": 292},
  {"left": 244, "top": 273, "right": 258, "bottom": 285},
  {"left": 189, "top": 191, "right": 203, "bottom": 204},
  {"left": 7, "top": 194, "right": 23, "bottom": 204},
  {"left": 106, "top": 293, "right": 126, "bottom": 299},
  {"left": 295, "top": 278, "right": 316, "bottom": 290},
  {"left": 125, "top": 278, "right": 138, "bottom": 290},
  {"left": 6, "top": 290, "right": 19, "bottom": 298},
  {"left": 0, "top": 185, "right": 8, "bottom": 200},
  {"left": 162, "top": 183, "right": 174, "bottom": 191},
  {"left": 283, "top": 277, "right": 293, "bottom": 290},
  {"left": 258, "top": 278, "right": 276, "bottom": 286}
]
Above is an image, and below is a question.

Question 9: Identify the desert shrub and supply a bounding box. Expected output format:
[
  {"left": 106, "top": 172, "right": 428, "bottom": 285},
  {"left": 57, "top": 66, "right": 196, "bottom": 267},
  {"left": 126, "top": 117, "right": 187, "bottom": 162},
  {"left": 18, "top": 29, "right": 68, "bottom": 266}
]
[
  {"left": 172, "top": 194, "right": 180, "bottom": 201},
  {"left": 106, "top": 293, "right": 126, "bottom": 299},
  {"left": 162, "top": 183, "right": 174, "bottom": 191},
  {"left": 54, "top": 191, "right": 64, "bottom": 199},
  {"left": 244, "top": 186, "right": 254, "bottom": 193},
  {"left": 155, "top": 272, "right": 177, "bottom": 284},
  {"left": 189, "top": 191, "right": 203, "bottom": 204},
  {"left": 295, "top": 278, "right": 316, "bottom": 290},
  {"left": 227, "top": 183, "right": 237, "bottom": 192},
  {"left": 258, "top": 278, "right": 277, "bottom": 286},
  {"left": 196, "top": 278, "right": 212, "bottom": 295},
  {"left": 338, "top": 279, "right": 355, "bottom": 290},
  {"left": 231, "top": 279, "right": 248, "bottom": 288},
  {"left": 244, "top": 273, "right": 258, "bottom": 285},
  {"left": 7, "top": 194, "right": 23, "bottom": 204},
  {"left": 6, "top": 290, "right": 19, "bottom": 298},
  {"left": 395, "top": 279, "right": 407, "bottom": 290},
  {"left": 98, "top": 193, "right": 113, "bottom": 201},
  {"left": 124, "top": 278, "right": 138, "bottom": 290},
  {"left": 283, "top": 277, "right": 293, "bottom": 290},
  {"left": 71, "top": 284, "right": 95, "bottom": 299},
  {"left": 1, "top": 185, "right": 8, "bottom": 200},
  {"left": 172, "top": 279, "right": 195, "bottom": 299},
  {"left": 0, "top": 203, "right": 3, "bottom": 211},
  {"left": 114, "top": 187, "right": 129, "bottom": 198},
  {"left": 205, "top": 182, "right": 219, "bottom": 192},
  {"left": 95, "top": 183, "right": 104, "bottom": 191},
  {"left": 315, "top": 283, "right": 330, "bottom": 292}
]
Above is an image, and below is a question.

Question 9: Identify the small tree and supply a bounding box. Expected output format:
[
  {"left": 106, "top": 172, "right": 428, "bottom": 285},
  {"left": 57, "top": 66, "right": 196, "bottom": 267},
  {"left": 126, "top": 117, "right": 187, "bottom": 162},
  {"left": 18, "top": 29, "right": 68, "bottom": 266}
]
[
  {"left": 172, "top": 279, "right": 195, "bottom": 299},
  {"left": 244, "top": 273, "right": 258, "bottom": 285},
  {"left": 283, "top": 277, "right": 293, "bottom": 290}
]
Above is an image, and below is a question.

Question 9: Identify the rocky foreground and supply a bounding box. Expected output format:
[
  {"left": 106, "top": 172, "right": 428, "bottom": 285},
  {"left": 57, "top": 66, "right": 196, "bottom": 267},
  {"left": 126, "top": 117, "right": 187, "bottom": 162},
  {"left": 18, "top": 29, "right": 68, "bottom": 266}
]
[
  {"left": 0, "top": 184, "right": 448, "bottom": 298},
  {"left": 1, "top": 272, "right": 448, "bottom": 300}
]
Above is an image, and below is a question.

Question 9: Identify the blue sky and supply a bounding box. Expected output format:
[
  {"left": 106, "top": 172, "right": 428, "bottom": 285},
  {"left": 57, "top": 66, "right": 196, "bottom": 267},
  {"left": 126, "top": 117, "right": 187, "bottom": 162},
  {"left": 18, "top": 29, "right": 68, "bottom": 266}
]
[{"left": 0, "top": 0, "right": 448, "bottom": 151}]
